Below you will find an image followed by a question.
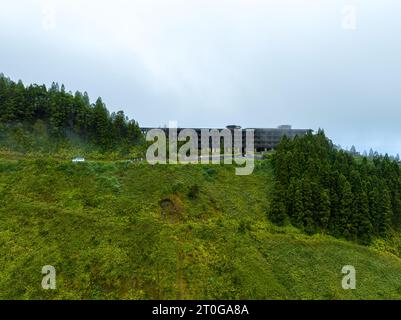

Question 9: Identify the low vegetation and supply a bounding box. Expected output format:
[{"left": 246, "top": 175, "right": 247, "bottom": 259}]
[{"left": 0, "top": 158, "right": 401, "bottom": 299}]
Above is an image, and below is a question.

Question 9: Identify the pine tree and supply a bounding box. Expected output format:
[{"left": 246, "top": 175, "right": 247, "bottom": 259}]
[
  {"left": 0, "top": 75, "right": 143, "bottom": 152},
  {"left": 93, "top": 97, "right": 112, "bottom": 148},
  {"left": 301, "top": 179, "right": 315, "bottom": 235},
  {"left": 317, "top": 189, "right": 331, "bottom": 230},
  {"left": 292, "top": 181, "right": 305, "bottom": 229},
  {"left": 355, "top": 190, "right": 373, "bottom": 244},
  {"left": 369, "top": 185, "right": 381, "bottom": 235},
  {"left": 269, "top": 183, "right": 288, "bottom": 226},
  {"left": 348, "top": 171, "right": 373, "bottom": 242},
  {"left": 268, "top": 121, "right": 401, "bottom": 243},
  {"left": 369, "top": 148, "right": 375, "bottom": 159},
  {"left": 378, "top": 187, "right": 393, "bottom": 237},
  {"left": 338, "top": 174, "right": 353, "bottom": 238}
]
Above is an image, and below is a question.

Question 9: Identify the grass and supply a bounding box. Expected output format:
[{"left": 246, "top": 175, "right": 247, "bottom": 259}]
[{"left": 0, "top": 157, "right": 401, "bottom": 299}]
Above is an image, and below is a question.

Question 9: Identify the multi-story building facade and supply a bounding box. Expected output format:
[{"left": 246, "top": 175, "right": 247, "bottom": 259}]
[{"left": 141, "top": 125, "right": 312, "bottom": 153}]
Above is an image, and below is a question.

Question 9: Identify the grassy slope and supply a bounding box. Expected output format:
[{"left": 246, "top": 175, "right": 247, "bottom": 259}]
[{"left": 0, "top": 158, "right": 401, "bottom": 299}]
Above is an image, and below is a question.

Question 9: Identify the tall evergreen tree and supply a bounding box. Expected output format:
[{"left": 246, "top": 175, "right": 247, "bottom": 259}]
[
  {"left": 269, "top": 128, "right": 401, "bottom": 243},
  {"left": 269, "top": 183, "right": 288, "bottom": 226},
  {"left": 0, "top": 74, "right": 143, "bottom": 152}
]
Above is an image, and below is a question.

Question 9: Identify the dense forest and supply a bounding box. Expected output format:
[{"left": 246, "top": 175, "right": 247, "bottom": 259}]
[
  {"left": 269, "top": 130, "right": 401, "bottom": 244},
  {"left": 0, "top": 74, "right": 143, "bottom": 153}
]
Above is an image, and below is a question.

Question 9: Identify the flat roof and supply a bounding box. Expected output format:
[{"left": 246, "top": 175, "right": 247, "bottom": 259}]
[{"left": 141, "top": 127, "right": 312, "bottom": 131}]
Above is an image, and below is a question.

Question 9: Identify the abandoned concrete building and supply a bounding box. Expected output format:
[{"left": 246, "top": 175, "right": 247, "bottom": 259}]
[{"left": 141, "top": 125, "right": 312, "bottom": 153}]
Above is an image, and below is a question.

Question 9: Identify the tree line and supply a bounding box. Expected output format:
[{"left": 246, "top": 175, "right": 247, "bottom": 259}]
[
  {"left": 269, "top": 130, "right": 401, "bottom": 244},
  {"left": 0, "top": 74, "right": 143, "bottom": 151}
]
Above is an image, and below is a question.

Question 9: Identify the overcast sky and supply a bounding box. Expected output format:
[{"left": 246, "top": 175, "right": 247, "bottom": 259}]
[{"left": 1, "top": 0, "right": 401, "bottom": 155}]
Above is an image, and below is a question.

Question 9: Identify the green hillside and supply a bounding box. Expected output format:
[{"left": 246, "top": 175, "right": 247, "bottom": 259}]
[{"left": 1, "top": 157, "right": 401, "bottom": 299}]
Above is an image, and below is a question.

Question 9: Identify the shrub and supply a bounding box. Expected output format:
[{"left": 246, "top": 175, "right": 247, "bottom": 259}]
[
  {"left": 188, "top": 184, "right": 200, "bottom": 199},
  {"left": 171, "top": 181, "right": 186, "bottom": 194}
]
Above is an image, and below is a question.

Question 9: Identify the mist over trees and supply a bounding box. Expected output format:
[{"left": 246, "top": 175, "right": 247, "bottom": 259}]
[
  {"left": 269, "top": 130, "right": 401, "bottom": 244},
  {"left": 0, "top": 74, "right": 143, "bottom": 152}
]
